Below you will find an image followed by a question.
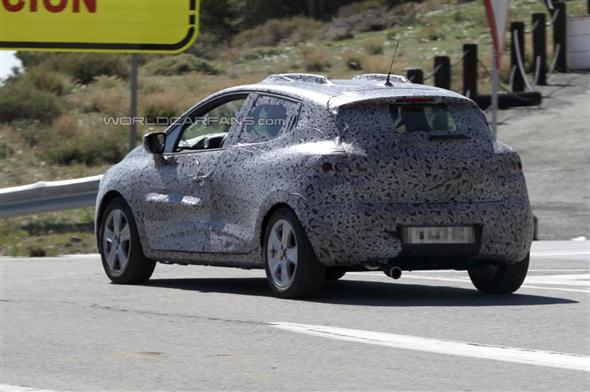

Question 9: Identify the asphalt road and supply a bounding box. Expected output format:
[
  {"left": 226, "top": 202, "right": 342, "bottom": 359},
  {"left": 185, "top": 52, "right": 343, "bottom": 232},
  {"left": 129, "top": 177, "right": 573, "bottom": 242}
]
[
  {"left": 1, "top": 241, "right": 589, "bottom": 391},
  {"left": 494, "top": 72, "right": 590, "bottom": 240}
]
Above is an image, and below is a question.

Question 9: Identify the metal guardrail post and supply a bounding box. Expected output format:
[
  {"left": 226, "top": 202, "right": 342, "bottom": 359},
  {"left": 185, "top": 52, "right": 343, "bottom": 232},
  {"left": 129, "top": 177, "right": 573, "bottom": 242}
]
[
  {"left": 434, "top": 56, "right": 451, "bottom": 90},
  {"left": 552, "top": 1, "right": 568, "bottom": 72},
  {"left": 510, "top": 21, "right": 526, "bottom": 92},
  {"left": 532, "top": 13, "right": 548, "bottom": 85},
  {"left": 462, "top": 43, "right": 478, "bottom": 99},
  {"left": 406, "top": 68, "right": 424, "bottom": 84}
]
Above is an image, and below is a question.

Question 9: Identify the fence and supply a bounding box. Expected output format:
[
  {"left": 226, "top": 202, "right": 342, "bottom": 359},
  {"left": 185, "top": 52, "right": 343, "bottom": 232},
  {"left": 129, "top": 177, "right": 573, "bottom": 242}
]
[{"left": 403, "top": 1, "right": 587, "bottom": 109}]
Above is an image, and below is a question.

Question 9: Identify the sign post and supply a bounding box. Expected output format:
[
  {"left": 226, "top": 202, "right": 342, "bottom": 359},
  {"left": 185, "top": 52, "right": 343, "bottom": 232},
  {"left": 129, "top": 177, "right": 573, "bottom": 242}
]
[
  {"left": 483, "top": 0, "right": 510, "bottom": 139},
  {"left": 1, "top": 0, "right": 200, "bottom": 150},
  {"left": 129, "top": 54, "right": 139, "bottom": 151}
]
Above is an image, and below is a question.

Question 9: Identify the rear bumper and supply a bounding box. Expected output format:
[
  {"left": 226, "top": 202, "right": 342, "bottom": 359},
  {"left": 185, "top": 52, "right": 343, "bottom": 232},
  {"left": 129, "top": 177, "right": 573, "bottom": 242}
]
[{"left": 300, "top": 199, "right": 534, "bottom": 267}]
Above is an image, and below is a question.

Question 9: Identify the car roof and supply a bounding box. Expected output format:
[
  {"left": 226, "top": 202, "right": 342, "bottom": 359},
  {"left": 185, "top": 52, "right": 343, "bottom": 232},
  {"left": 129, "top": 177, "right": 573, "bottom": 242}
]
[{"left": 214, "top": 73, "right": 471, "bottom": 111}]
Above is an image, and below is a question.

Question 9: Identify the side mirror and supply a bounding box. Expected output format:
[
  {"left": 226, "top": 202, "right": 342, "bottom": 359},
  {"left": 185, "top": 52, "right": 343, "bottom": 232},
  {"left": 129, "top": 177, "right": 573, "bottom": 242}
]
[{"left": 143, "top": 132, "right": 165, "bottom": 155}]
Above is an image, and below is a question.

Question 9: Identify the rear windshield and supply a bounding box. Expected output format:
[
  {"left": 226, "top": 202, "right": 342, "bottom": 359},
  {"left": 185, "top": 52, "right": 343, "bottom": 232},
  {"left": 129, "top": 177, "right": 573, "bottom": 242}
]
[
  {"left": 390, "top": 104, "right": 458, "bottom": 132},
  {"left": 338, "top": 101, "right": 489, "bottom": 137}
]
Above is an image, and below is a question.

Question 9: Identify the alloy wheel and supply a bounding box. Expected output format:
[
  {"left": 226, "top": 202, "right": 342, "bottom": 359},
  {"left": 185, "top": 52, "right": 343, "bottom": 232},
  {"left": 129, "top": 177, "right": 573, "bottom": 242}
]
[
  {"left": 102, "top": 209, "right": 131, "bottom": 276},
  {"left": 267, "top": 219, "right": 298, "bottom": 288}
]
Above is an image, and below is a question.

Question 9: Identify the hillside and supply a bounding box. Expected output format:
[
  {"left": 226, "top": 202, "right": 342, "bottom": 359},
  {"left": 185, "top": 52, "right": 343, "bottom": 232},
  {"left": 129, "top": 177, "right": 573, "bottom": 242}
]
[{"left": 0, "top": 0, "right": 588, "bottom": 256}]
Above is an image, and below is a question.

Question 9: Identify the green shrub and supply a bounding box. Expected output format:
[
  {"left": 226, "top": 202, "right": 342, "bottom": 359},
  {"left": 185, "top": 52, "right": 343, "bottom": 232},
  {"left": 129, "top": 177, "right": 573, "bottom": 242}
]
[
  {"left": 14, "top": 120, "right": 45, "bottom": 147},
  {"left": 25, "top": 68, "right": 72, "bottom": 96},
  {"left": 63, "top": 54, "right": 130, "bottom": 84},
  {"left": 344, "top": 50, "right": 363, "bottom": 70},
  {"left": 17, "top": 53, "right": 130, "bottom": 85},
  {"left": 15, "top": 52, "right": 52, "bottom": 68},
  {"left": 28, "top": 245, "right": 48, "bottom": 257},
  {"left": 0, "top": 80, "right": 61, "bottom": 123},
  {"left": 0, "top": 140, "right": 13, "bottom": 159},
  {"left": 145, "top": 54, "right": 219, "bottom": 76},
  {"left": 40, "top": 127, "right": 127, "bottom": 165},
  {"left": 141, "top": 91, "right": 184, "bottom": 122}
]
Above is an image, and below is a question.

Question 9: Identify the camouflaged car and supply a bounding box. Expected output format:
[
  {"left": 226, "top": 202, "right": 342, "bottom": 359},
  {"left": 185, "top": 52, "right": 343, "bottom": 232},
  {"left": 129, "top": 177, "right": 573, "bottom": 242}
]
[{"left": 96, "top": 73, "right": 534, "bottom": 298}]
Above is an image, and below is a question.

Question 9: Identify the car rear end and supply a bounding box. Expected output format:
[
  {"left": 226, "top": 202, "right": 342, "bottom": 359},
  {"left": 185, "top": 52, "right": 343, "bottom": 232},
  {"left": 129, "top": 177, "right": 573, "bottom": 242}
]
[{"left": 301, "top": 93, "right": 534, "bottom": 269}]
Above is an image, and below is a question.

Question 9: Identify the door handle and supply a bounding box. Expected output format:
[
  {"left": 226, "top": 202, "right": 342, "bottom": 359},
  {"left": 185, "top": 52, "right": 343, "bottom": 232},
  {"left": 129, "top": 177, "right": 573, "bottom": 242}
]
[
  {"left": 192, "top": 172, "right": 211, "bottom": 183},
  {"left": 163, "top": 155, "right": 178, "bottom": 165}
]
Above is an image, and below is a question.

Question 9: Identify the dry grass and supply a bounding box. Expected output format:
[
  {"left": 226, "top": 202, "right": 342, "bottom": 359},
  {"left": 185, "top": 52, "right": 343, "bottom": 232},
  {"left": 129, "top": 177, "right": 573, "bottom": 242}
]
[
  {"left": 303, "top": 48, "right": 331, "bottom": 72},
  {"left": 232, "top": 16, "right": 323, "bottom": 48},
  {"left": 67, "top": 75, "right": 128, "bottom": 115},
  {"left": 416, "top": 26, "right": 446, "bottom": 43},
  {"left": 343, "top": 50, "right": 363, "bottom": 70},
  {"left": 364, "top": 37, "right": 385, "bottom": 55}
]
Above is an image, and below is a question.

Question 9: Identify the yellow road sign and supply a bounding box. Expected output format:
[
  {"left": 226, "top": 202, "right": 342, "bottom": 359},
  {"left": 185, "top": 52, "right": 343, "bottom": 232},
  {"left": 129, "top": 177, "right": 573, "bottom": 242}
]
[{"left": 0, "top": 0, "right": 199, "bottom": 53}]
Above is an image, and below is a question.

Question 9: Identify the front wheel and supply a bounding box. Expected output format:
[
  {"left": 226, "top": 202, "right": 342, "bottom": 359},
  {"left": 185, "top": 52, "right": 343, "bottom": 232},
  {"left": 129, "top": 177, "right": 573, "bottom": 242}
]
[
  {"left": 99, "top": 198, "right": 156, "bottom": 284},
  {"left": 468, "top": 254, "right": 529, "bottom": 294},
  {"left": 263, "top": 208, "right": 326, "bottom": 298}
]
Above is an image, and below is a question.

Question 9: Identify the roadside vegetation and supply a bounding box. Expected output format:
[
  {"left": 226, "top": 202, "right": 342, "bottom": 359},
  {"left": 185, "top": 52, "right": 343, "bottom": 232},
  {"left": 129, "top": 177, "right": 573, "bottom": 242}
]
[{"left": 0, "top": 0, "right": 586, "bottom": 256}]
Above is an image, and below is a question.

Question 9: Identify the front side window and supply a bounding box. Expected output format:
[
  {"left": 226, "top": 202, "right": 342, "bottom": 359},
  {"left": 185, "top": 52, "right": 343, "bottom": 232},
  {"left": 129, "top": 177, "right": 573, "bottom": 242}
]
[
  {"left": 176, "top": 98, "right": 246, "bottom": 151},
  {"left": 238, "top": 95, "right": 300, "bottom": 144}
]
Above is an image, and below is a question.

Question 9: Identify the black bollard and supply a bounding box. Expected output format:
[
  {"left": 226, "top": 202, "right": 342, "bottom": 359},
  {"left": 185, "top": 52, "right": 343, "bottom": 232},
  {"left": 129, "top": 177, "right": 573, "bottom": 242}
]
[
  {"left": 510, "top": 21, "right": 526, "bottom": 92},
  {"left": 462, "top": 43, "right": 478, "bottom": 99},
  {"left": 551, "top": 1, "right": 567, "bottom": 72},
  {"left": 406, "top": 68, "right": 424, "bottom": 84},
  {"left": 434, "top": 56, "right": 451, "bottom": 90},
  {"left": 532, "top": 13, "right": 547, "bottom": 85}
]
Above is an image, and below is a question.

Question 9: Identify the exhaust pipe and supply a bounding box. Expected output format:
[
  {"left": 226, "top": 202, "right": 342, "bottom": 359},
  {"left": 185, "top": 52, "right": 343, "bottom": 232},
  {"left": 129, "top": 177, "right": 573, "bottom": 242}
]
[{"left": 385, "top": 266, "right": 402, "bottom": 280}]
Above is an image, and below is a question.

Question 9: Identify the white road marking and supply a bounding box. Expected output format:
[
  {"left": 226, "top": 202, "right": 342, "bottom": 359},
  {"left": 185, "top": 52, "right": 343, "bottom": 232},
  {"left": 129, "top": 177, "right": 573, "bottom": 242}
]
[
  {"left": 524, "top": 274, "right": 590, "bottom": 287},
  {"left": 531, "top": 251, "right": 590, "bottom": 258},
  {"left": 271, "top": 322, "right": 590, "bottom": 372},
  {"left": 349, "top": 272, "right": 590, "bottom": 293},
  {"left": 0, "top": 385, "right": 58, "bottom": 392},
  {"left": 528, "top": 269, "right": 590, "bottom": 272}
]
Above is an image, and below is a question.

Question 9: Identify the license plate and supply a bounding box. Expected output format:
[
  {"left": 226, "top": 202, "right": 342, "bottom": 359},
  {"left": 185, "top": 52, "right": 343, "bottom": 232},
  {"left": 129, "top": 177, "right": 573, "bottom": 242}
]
[{"left": 403, "top": 226, "right": 475, "bottom": 245}]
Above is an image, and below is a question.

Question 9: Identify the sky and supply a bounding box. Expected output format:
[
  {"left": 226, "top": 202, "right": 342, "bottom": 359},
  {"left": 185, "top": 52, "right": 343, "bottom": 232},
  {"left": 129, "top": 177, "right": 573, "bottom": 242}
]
[{"left": 0, "top": 51, "right": 23, "bottom": 82}]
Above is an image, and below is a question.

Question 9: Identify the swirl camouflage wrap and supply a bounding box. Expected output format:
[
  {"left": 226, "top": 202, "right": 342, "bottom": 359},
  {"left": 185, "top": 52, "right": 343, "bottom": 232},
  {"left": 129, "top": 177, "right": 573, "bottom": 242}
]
[{"left": 96, "top": 73, "right": 534, "bottom": 272}]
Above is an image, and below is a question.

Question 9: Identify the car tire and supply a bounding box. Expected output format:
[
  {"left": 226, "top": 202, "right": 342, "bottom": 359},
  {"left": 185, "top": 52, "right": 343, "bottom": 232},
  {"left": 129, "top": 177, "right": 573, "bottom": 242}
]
[
  {"left": 263, "top": 207, "right": 326, "bottom": 298},
  {"left": 325, "top": 269, "right": 346, "bottom": 281},
  {"left": 468, "top": 254, "right": 529, "bottom": 294},
  {"left": 98, "top": 197, "right": 156, "bottom": 284}
]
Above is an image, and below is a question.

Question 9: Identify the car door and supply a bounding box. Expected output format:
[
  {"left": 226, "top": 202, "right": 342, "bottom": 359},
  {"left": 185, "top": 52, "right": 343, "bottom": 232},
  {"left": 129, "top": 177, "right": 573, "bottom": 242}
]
[
  {"left": 208, "top": 94, "right": 302, "bottom": 254},
  {"left": 141, "top": 94, "right": 252, "bottom": 253}
]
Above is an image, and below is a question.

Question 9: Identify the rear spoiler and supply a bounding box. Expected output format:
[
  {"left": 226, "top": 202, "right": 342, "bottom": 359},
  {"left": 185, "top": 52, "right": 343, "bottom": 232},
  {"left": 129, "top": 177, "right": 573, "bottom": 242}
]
[{"left": 328, "top": 90, "right": 474, "bottom": 112}]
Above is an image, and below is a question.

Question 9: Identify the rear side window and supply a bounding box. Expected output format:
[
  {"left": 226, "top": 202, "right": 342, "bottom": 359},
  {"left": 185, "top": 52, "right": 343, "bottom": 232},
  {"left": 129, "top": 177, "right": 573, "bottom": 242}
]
[{"left": 239, "top": 95, "right": 300, "bottom": 143}]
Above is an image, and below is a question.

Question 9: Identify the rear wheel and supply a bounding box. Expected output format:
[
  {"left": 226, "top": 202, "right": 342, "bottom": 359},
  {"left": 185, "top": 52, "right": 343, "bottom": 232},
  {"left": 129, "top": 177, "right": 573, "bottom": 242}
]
[
  {"left": 468, "top": 254, "right": 529, "bottom": 294},
  {"left": 99, "top": 198, "right": 156, "bottom": 284},
  {"left": 263, "top": 208, "right": 325, "bottom": 298}
]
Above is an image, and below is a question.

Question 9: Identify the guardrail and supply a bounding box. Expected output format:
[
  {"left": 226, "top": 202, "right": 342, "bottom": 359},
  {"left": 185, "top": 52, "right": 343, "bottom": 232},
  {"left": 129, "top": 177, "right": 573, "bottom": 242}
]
[{"left": 0, "top": 175, "right": 102, "bottom": 219}]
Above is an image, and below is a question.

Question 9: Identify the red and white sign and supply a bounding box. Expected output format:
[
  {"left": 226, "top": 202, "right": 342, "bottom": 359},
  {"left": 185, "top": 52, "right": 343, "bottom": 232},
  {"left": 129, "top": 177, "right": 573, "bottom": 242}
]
[{"left": 484, "top": 0, "right": 511, "bottom": 68}]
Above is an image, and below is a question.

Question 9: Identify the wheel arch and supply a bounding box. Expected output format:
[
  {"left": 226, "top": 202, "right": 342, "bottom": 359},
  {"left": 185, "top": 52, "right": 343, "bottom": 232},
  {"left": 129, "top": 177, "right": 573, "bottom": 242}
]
[
  {"left": 259, "top": 202, "right": 294, "bottom": 251},
  {"left": 96, "top": 191, "right": 125, "bottom": 227}
]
